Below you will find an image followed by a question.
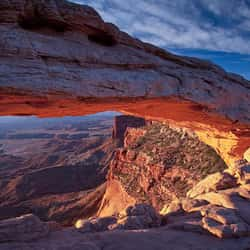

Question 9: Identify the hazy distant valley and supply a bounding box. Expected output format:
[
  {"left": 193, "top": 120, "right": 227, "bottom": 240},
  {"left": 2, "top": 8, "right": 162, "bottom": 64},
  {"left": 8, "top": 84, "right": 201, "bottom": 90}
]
[
  {"left": 0, "top": 113, "right": 117, "bottom": 171},
  {"left": 0, "top": 112, "right": 119, "bottom": 225}
]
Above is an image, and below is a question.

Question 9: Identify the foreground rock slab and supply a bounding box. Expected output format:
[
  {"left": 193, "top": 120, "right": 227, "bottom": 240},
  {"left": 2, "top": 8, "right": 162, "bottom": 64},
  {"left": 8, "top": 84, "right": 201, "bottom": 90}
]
[
  {"left": 76, "top": 204, "right": 161, "bottom": 233},
  {"left": 0, "top": 214, "right": 49, "bottom": 242},
  {"left": 1, "top": 227, "right": 250, "bottom": 250}
]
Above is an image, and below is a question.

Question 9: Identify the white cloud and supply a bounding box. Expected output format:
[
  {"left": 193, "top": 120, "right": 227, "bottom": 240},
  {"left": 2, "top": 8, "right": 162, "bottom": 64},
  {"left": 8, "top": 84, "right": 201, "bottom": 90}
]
[{"left": 70, "top": 0, "right": 250, "bottom": 54}]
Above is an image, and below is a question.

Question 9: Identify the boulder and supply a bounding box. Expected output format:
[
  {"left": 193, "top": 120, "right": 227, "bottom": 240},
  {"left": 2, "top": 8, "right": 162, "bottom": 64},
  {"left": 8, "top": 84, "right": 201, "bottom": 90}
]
[
  {"left": 76, "top": 204, "right": 161, "bottom": 232},
  {"left": 233, "top": 161, "right": 250, "bottom": 185},
  {"left": 196, "top": 187, "right": 250, "bottom": 224},
  {"left": 201, "top": 205, "right": 241, "bottom": 225},
  {"left": 114, "top": 204, "right": 161, "bottom": 230},
  {"left": 119, "top": 204, "right": 158, "bottom": 218},
  {"left": 196, "top": 189, "right": 245, "bottom": 209},
  {"left": 112, "top": 215, "right": 159, "bottom": 230},
  {"left": 165, "top": 213, "right": 205, "bottom": 235},
  {"left": 0, "top": 214, "right": 49, "bottom": 242},
  {"left": 182, "top": 198, "right": 209, "bottom": 213},
  {"left": 160, "top": 199, "right": 183, "bottom": 216},
  {"left": 75, "top": 216, "right": 117, "bottom": 233},
  {"left": 187, "top": 172, "right": 237, "bottom": 198},
  {"left": 202, "top": 217, "right": 250, "bottom": 238}
]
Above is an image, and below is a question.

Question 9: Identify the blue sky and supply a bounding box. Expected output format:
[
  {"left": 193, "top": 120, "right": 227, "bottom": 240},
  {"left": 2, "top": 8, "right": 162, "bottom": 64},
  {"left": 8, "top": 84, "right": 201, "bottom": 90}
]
[{"left": 71, "top": 0, "right": 250, "bottom": 80}]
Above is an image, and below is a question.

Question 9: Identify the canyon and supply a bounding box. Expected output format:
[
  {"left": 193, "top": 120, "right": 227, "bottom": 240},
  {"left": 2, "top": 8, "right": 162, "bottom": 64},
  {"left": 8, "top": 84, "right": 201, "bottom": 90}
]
[
  {"left": 1, "top": 116, "right": 250, "bottom": 249},
  {"left": 0, "top": 112, "right": 118, "bottom": 225},
  {"left": 0, "top": 0, "right": 250, "bottom": 249}
]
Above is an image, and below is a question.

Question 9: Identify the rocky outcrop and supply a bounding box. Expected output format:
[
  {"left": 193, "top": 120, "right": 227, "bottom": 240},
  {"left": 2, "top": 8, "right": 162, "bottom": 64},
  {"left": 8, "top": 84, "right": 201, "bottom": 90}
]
[
  {"left": 1, "top": 0, "right": 249, "bottom": 106},
  {"left": 161, "top": 160, "right": 250, "bottom": 239},
  {"left": 112, "top": 115, "right": 146, "bottom": 146},
  {"left": 76, "top": 161, "right": 250, "bottom": 240},
  {"left": 0, "top": 214, "right": 49, "bottom": 242},
  {"left": 0, "top": 0, "right": 249, "bottom": 118},
  {"left": 229, "top": 160, "right": 250, "bottom": 185},
  {"left": 94, "top": 122, "right": 250, "bottom": 240},
  {"left": 76, "top": 204, "right": 160, "bottom": 232},
  {"left": 187, "top": 172, "right": 237, "bottom": 198},
  {"left": 201, "top": 205, "right": 250, "bottom": 238},
  {"left": 99, "top": 122, "right": 227, "bottom": 216},
  {"left": 113, "top": 204, "right": 161, "bottom": 230},
  {"left": 244, "top": 148, "right": 250, "bottom": 162},
  {"left": 75, "top": 216, "right": 117, "bottom": 233}
]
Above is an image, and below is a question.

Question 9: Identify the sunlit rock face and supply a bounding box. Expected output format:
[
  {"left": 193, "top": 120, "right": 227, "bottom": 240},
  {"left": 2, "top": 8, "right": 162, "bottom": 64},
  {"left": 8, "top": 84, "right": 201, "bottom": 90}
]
[
  {"left": 98, "top": 122, "right": 228, "bottom": 216},
  {"left": 0, "top": 0, "right": 249, "bottom": 167}
]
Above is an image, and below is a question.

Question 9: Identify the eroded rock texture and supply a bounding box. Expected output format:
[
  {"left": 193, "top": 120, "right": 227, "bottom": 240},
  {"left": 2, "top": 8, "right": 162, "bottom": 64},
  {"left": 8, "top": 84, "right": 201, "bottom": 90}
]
[
  {"left": 162, "top": 162, "right": 250, "bottom": 239},
  {"left": 98, "top": 122, "right": 228, "bottom": 215},
  {"left": 94, "top": 122, "right": 250, "bottom": 241},
  {"left": 0, "top": 0, "right": 249, "bottom": 116},
  {"left": 112, "top": 115, "right": 146, "bottom": 146},
  {"left": 76, "top": 204, "right": 160, "bottom": 232}
]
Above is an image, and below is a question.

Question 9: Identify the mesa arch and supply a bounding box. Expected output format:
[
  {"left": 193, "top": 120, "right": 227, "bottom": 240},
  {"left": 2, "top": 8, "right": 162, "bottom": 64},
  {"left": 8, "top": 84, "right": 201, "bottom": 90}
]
[
  {"left": 0, "top": 0, "right": 249, "bottom": 167},
  {"left": 0, "top": 89, "right": 249, "bottom": 167}
]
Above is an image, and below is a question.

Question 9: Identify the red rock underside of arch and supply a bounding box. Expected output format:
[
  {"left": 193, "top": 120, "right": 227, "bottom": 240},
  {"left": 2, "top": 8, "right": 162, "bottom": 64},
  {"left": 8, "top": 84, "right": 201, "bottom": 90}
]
[{"left": 0, "top": 87, "right": 249, "bottom": 166}]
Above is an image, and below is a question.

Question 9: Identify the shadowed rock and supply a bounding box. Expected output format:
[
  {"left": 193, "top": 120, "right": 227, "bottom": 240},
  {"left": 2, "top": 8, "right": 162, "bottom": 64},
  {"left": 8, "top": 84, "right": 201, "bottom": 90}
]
[
  {"left": 112, "top": 115, "right": 146, "bottom": 146},
  {"left": 76, "top": 204, "right": 160, "bottom": 233},
  {"left": 0, "top": 214, "right": 49, "bottom": 242}
]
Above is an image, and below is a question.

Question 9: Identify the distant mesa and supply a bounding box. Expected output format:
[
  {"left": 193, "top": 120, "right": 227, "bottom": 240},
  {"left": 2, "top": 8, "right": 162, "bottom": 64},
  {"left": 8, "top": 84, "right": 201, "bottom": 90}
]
[{"left": 112, "top": 115, "right": 146, "bottom": 146}]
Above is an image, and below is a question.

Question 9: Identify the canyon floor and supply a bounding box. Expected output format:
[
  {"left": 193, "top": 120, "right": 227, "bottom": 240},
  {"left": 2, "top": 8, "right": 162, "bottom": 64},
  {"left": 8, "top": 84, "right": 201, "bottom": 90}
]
[{"left": 0, "top": 112, "right": 118, "bottom": 225}]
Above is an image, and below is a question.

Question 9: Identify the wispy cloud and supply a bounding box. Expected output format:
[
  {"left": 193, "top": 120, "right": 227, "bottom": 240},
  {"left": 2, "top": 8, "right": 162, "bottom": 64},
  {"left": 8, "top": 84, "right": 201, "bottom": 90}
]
[{"left": 71, "top": 0, "right": 250, "bottom": 55}]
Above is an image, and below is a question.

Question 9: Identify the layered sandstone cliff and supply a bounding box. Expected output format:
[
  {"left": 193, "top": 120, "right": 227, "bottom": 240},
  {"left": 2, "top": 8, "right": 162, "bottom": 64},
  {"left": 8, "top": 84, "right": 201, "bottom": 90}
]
[{"left": 112, "top": 115, "right": 146, "bottom": 146}]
